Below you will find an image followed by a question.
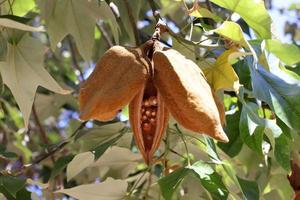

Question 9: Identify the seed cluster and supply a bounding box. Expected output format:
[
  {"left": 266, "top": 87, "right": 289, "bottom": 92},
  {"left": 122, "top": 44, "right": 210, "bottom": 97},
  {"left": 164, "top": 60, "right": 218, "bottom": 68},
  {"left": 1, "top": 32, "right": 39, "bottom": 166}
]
[{"left": 141, "top": 96, "right": 158, "bottom": 135}]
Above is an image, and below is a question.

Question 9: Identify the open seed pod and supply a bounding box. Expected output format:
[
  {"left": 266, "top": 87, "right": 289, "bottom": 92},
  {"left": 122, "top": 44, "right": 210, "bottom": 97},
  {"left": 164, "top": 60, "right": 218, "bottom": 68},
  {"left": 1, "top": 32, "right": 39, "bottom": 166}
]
[{"left": 79, "top": 40, "right": 228, "bottom": 164}]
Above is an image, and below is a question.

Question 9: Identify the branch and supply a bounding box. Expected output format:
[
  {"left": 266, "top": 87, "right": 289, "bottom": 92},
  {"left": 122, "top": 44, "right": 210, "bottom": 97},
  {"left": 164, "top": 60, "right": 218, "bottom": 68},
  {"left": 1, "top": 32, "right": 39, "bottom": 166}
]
[
  {"left": 123, "top": 0, "right": 140, "bottom": 45},
  {"left": 30, "top": 122, "right": 86, "bottom": 166},
  {"left": 32, "top": 104, "right": 55, "bottom": 164},
  {"left": 147, "top": 0, "right": 223, "bottom": 50},
  {"left": 67, "top": 36, "right": 85, "bottom": 81}
]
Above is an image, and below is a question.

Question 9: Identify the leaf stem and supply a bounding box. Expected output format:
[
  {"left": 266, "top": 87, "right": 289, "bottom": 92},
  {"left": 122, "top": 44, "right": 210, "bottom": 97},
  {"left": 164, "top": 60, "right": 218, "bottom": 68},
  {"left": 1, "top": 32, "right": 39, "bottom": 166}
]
[
  {"left": 124, "top": 0, "right": 140, "bottom": 45},
  {"left": 174, "top": 124, "right": 191, "bottom": 166}
]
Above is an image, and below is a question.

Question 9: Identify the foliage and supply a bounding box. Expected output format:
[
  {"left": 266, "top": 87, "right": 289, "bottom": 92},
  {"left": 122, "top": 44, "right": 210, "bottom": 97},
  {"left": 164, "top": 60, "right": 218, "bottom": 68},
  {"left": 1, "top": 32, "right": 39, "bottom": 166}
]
[{"left": 0, "top": 0, "right": 299, "bottom": 199}]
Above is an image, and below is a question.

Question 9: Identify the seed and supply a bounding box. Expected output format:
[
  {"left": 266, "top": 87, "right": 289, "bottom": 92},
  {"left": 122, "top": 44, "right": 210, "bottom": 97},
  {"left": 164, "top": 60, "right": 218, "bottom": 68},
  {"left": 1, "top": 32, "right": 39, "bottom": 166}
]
[
  {"left": 142, "top": 115, "right": 148, "bottom": 121},
  {"left": 141, "top": 107, "right": 145, "bottom": 113},
  {"left": 142, "top": 123, "right": 151, "bottom": 132},
  {"left": 143, "top": 100, "right": 150, "bottom": 107},
  {"left": 150, "top": 118, "right": 156, "bottom": 125},
  {"left": 145, "top": 110, "right": 151, "bottom": 116},
  {"left": 151, "top": 111, "right": 156, "bottom": 117},
  {"left": 149, "top": 96, "right": 157, "bottom": 106}
]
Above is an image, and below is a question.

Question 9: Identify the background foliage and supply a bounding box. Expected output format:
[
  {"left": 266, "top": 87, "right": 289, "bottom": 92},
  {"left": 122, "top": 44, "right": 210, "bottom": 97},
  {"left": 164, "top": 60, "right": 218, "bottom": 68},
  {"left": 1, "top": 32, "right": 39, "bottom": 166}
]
[{"left": 0, "top": 0, "right": 300, "bottom": 199}]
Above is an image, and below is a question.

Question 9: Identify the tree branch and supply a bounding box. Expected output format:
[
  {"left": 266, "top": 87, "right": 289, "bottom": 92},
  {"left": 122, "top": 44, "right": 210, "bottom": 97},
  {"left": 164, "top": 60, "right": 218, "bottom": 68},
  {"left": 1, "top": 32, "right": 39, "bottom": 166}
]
[
  {"left": 32, "top": 104, "right": 55, "bottom": 164},
  {"left": 123, "top": 0, "right": 140, "bottom": 45}
]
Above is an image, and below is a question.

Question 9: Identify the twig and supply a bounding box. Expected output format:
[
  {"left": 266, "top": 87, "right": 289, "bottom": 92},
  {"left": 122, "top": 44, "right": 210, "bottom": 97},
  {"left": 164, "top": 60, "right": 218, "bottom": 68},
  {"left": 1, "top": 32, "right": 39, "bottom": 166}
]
[
  {"left": 205, "top": 0, "right": 213, "bottom": 12},
  {"left": 32, "top": 104, "right": 56, "bottom": 164},
  {"left": 124, "top": 0, "right": 140, "bottom": 45},
  {"left": 67, "top": 36, "right": 85, "bottom": 81},
  {"left": 96, "top": 23, "right": 113, "bottom": 47},
  {"left": 31, "top": 121, "right": 87, "bottom": 165},
  {"left": 174, "top": 124, "right": 191, "bottom": 166},
  {"left": 147, "top": 0, "right": 222, "bottom": 50}
]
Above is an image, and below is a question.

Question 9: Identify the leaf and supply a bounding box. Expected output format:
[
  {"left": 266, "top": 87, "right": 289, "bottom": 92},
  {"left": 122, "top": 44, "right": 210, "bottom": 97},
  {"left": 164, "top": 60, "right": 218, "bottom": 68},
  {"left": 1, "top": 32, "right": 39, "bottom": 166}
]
[
  {"left": 210, "top": 0, "right": 271, "bottom": 39},
  {"left": 0, "top": 17, "right": 44, "bottom": 32},
  {"left": 189, "top": 161, "right": 228, "bottom": 200},
  {"left": 249, "top": 63, "right": 300, "bottom": 131},
  {"left": 92, "top": 146, "right": 141, "bottom": 179},
  {"left": 0, "top": 176, "right": 26, "bottom": 198},
  {"left": 214, "top": 21, "right": 248, "bottom": 47},
  {"left": 11, "top": 0, "right": 36, "bottom": 16},
  {"left": 274, "top": 134, "right": 291, "bottom": 171},
  {"left": 112, "top": 0, "right": 140, "bottom": 45},
  {"left": 35, "top": 93, "right": 76, "bottom": 121},
  {"left": 0, "top": 35, "right": 70, "bottom": 129},
  {"left": 204, "top": 49, "right": 245, "bottom": 91},
  {"left": 239, "top": 102, "right": 282, "bottom": 154},
  {"left": 56, "top": 178, "right": 128, "bottom": 200},
  {"left": 218, "top": 108, "right": 243, "bottom": 157},
  {"left": 76, "top": 122, "right": 125, "bottom": 151},
  {"left": 67, "top": 152, "right": 95, "bottom": 181},
  {"left": 159, "top": 161, "right": 228, "bottom": 200},
  {"left": 237, "top": 177, "right": 260, "bottom": 200},
  {"left": 50, "top": 155, "right": 74, "bottom": 179},
  {"left": 188, "top": 2, "right": 222, "bottom": 22},
  {"left": 37, "top": 0, "right": 119, "bottom": 61},
  {"left": 158, "top": 167, "right": 190, "bottom": 200},
  {"left": 265, "top": 39, "right": 300, "bottom": 66},
  {"left": 93, "top": 131, "right": 127, "bottom": 160}
]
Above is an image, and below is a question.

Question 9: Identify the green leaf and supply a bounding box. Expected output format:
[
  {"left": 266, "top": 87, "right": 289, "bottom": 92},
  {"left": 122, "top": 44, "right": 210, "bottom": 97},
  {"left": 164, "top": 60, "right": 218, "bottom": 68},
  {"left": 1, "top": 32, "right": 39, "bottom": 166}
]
[
  {"left": 0, "top": 151, "right": 18, "bottom": 158},
  {"left": 274, "top": 134, "right": 291, "bottom": 171},
  {"left": 265, "top": 39, "right": 300, "bottom": 66},
  {"left": 37, "top": 0, "right": 119, "bottom": 61},
  {"left": 50, "top": 155, "right": 74, "bottom": 179},
  {"left": 159, "top": 162, "right": 228, "bottom": 200},
  {"left": 11, "top": 0, "right": 36, "bottom": 16},
  {"left": 56, "top": 178, "right": 128, "bottom": 200},
  {"left": 210, "top": 0, "right": 271, "bottom": 38},
  {"left": 0, "top": 176, "right": 26, "bottom": 198},
  {"left": 158, "top": 167, "right": 190, "bottom": 200},
  {"left": 215, "top": 21, "right": 248, "bottom": 47},
  {"left": 249, "top": 63, "right": 300, "bottom": 131},
  {"left": 237, "top": 177, "right": 260, "bottom": 200},
  {"left": 239, "top": 102, "right": 282, "bottom": 154},
  {"left": 218, "top": 108, "right": 243, "bottom": 157},
  {"left": 0, "top": 35, "right": 70, "bottom": 129},
  {"left": 189, "top": 161, "right": 228, "bottom": 200},
  {"left": 93, "top": 131, "right": 126, "bottom": 160}
]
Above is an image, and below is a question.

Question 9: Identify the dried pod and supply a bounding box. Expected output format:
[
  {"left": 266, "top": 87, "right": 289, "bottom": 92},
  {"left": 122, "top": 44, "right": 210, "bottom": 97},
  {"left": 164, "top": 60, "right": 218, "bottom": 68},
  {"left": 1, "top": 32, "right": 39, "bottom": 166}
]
[
  {"left": 79, "top": 40, "right": 228, "bottom": 165},
  {"left": 153, "top": 48, "right": 228, "bottom": 142},
  {"left": 79, "top": 45, "right": 149, "bottom": 121}
]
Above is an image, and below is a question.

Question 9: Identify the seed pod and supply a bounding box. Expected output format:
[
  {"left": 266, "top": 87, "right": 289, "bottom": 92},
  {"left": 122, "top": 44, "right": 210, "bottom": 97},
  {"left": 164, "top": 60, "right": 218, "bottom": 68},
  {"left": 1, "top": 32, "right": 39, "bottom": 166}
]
[
  {"left": 153, "top": 48, "right": 228, "bottom": 142},
  {"left": 129, "top": 82, "right": 169, "bottom": 164},
  {"left": 79, "top": 46, "right": 150, "bottom": 121}
]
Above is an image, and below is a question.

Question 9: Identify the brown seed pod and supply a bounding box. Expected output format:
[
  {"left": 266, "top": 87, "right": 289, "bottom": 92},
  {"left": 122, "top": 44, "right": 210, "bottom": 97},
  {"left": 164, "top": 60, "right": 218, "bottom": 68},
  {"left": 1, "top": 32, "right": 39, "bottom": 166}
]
[
  {"left": 79, "top": 45, "right": 150, "bottom": 121},
  {"left": 153, "top": 48, "right": 228, "bottom": 142},
  {"left": 79, "top": 39, "right": 228, "bottom": 165}
]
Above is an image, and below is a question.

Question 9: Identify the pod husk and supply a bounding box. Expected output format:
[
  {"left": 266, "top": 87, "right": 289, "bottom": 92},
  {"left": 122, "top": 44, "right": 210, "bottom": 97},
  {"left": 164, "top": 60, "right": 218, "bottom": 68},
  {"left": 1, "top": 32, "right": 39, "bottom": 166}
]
[
  {"left": 153, "top": 48, "right": 228, "bottom": 142},
  {"left": 79, "top": 46, "right": 149, "bottom": 121}
]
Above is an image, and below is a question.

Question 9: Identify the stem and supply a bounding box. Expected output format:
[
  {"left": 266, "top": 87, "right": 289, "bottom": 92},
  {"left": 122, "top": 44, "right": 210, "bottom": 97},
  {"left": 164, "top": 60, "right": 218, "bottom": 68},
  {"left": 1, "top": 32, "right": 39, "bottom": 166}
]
[
  {"left": 32, "top": 121, "right": 87, "bottom": 165},
  {"left": 124, "top": 0, "right": 140, "bottom": 45},
  {"left": 174, "top": 124, "right": 191, "bottom": 166},
  {"left": 32, "top": 104, "right": 56, "bottom": 164},
  {"left": 96, "top": 23, "right": 113, "bottom": 47},
  {"left": 67, "top": 36, "right": 85, "bottom": 81},
  {"left": 205, "top": 0, "right": 213, "bottom": 12}
]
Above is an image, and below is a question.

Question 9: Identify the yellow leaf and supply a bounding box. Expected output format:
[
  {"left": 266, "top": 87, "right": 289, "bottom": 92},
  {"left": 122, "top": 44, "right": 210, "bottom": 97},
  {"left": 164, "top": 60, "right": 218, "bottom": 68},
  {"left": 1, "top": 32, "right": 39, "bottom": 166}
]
[{"left": 204, "top": 50, "right": 249, "bottom": 92}]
